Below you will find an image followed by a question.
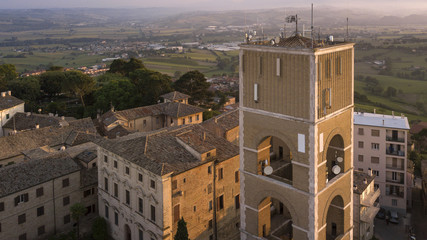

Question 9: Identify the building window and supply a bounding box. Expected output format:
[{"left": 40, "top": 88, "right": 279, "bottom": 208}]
[
  {"left": 150, "top": 180, "right": 156, "bottom": 189},
  {"left": 18, "top": 213, "right": 26, "bottom": 224},
  {"left": 172, "top": 180, "right": 178, "bottom": 190},
  {"left": 358, "top": 128, "right": 364, "bottom": 135},
  {"left": 105, "top": 205, "right": 109, "bottom": 219},
  {"left": 358, "top": 168, "right": 363, "bottom": 172},
  {"left": 193, "top": 206, "right": 197, "bottom": 212},
  {"left": 125, "top": 166, "right": 130, "bottom": 175},
  {"left": 392, "top": 172, "right": 398, "bottom": 181},
  {"left": 62, "top": 178, "right": 69, "bottom": 188},
  {"left": 217, "top": 195, "right": 224, "bottom": 210},
  {"left": 259, "top": 56, "right": 263, "bottom": 75},
  {"left": 64, "top": 214, "right": 70, "bottom": 224},
  {"left": 104, "top": 178, "right": 109, "bottom": 192},
  {"left": 138, "top": 173, "right": 143, "bottom": 182},
  {"left": 372, "top": 170, "right": 379, "bottom": 176},
  {"left": 209, "top": 200, "right": 213, "bottom": 211},
  {"left": 138, "top": 198, "right": 143, "bottom": 214},
  {"left": 326, "top": 58, "right": 332, "bottom": 78},
  {"left": 139, "top": 229, "right": 144, "bottom": 240},
  {"left": 336, "top": 56, "right": 342, "bottom": 75},
  {"left": 114, "top": 212, "right": 118, "bottom": 225},
  {"left": 156, "top": 117, "right": 159, "bottom": 124},
  {"left": 196, "top": 115, "right": 200, "bottom": 121},
  {"left": 114, "top": 160, "right": 118, "bottom": 168},
  {"left": 114, "top": 183, "right": 118, "bottom": 198},
  {"left": 254, "top": 83, "right": 259, "bottom": 102},
  {"left": 183, "top": 178, "right": 186, "bottom": 183},
  {"left": 371, "top": 156, "right": 380, "bottom": 164},
  {"left": 208, "top": 166, "right": 212, "bottom": 174},
  {"left": 371, "top": 143, "right": 380, "bottom": 150},
  {"left": 37, "top": 206, "right": 44, "bottom": 216},
  {"left": 182, "top": 118, "right": 186, "bottom": 125},
  {"left": 84, "top": 189, "right": 92, "bottom": 198},
  {"left": 125, "top": 190, "right": 130, "bottom": 205},
  {"left": 189, "top": 116, "right": 193, "bottom": 123},
  {"left": 6, "top": 113, "right": 10, "bottom": 120},
  {"left": 19, "top": 234, "right": 26, "bottom": 240},
  {"left": 374, "top": 184, "right": 379, "bottom": 190},
  {"left": 36, "top": 187, "right": 44, "bottom": 197},
  {"left": 38, "top": 225, "right": 45, "bottom": 236},
  {"left": 276, "top": 58, "right": 281, "bottom": 77},
  {"left": 143, "top": 120, "right": 147, "bottom": 127},
  {"left": 207, "top": 183, "right": 212, "bottom": 194},
  {"left": 150, "top": 205, "right": 156, "bottom": 222},
  {"left": 0, "top": 202, "right": 4, "bottom": 212},
  {"left": 235, "top": 194, "right": 240, "bottom": 209},
  {"left": 15, "top": 193, "right": 29, "bottom": 206},
  {"left": 173, "top": 204, "right": 180, "bottom": 223},
  {"left": 235, "top": 171, "right": 239, "bottom": 183},
  {"left": 104, "top": 155, "right": 108, "bottom": 163},
  {"left": 63, "top": 196, "right": 70, "bottom": 206},
  {"left": 392, "top": 199, "right": 398, "bottom": 206},
  {"left": 218, "top": 168, "right": 224, "bottom": 180},
  {"left": 358, "top": 141, "right": 364, "bottom": 148},
  {"left": 358, "top": 155, "right": 364, "bottom": 162},
  {"left": 209, "top": 219, "right": 213, "bottom": 229},
  {"left": 371, "top": 129, "right": 380, "bottom": 137}
]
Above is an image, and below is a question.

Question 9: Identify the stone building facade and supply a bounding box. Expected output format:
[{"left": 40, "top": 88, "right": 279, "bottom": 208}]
[
  {"left": 239, "top": 35, "right": 355, "bottom": 240},
  {"left": 0, "top": 91, "right": 25, "bottom": 137},
  {"left": 95, "top": 124, "right": 240, "bottom": 240}
]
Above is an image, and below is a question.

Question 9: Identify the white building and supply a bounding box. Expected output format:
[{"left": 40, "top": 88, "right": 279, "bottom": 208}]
[
  {"left": 354, "top": 112, "right": 410, "bottom": 215},
  {"left": 0, "top": 91, "right": 25, "bottom": 137}
]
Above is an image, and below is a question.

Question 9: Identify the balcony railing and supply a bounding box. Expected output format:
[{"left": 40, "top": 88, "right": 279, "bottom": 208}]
[
  {"left": 360, "top": 203, "right": 380, "bottom": 223},
  {"left": 386, "top": 178, "right": 404, "bottom": 184},
  {"left": 386, "top": 190, "right": 404, "bottom": 198},
  {"left": 361, "top": 188, "right": 381, "bottom": 206},
  {"left": 386, "top": 164, "right": 404, "bottom": 171},
  {"left": 386, "top": 136, "right": 405, "bottom": 143},
  {"left": 386, "top": 150, "right": 405, "bottom": 156}
]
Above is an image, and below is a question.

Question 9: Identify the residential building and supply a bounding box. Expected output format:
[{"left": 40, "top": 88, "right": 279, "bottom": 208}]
[
  {"left": 239, "top": 34, "right": 355, "bottom": 239},
  {"left": 0, "top": 118, "right": 96, "bottom": 167},
  {"left": 95, "top": 124, "right": 240, "bottom": 240},
  {"left": 97, "top": 102, "right": 204, "bottom": 139},
  {"left": 0, "top": 147, "right": 98, "bottom": 240},
  {"left": 354, "top": 112, "right": 410, "bottom": 215},
  {"left": 0, "top": 91, "right": 25, "bottom": 137},
  {"left": 353, "top": 171, "right": 380, "bottom": 240},
  {"left": 202, "top": 109, "right": 239, "bottom": 145},
  {"left": 160, "top": 91, "right": 190, "bottom": 104},
  {"left": 2, "top": 112, "right": 74, "bottom": 136}
]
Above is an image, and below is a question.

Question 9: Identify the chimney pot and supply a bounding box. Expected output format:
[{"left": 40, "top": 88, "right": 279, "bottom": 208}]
[
  {"left": 35, "top": 124, "right": 40, "bottom": 129},
  {"left": 1, "top": 92, "right": 5, "bottom": 97},
  {"left": 7, "top": 91, "right": 11, "bottom": 96}
]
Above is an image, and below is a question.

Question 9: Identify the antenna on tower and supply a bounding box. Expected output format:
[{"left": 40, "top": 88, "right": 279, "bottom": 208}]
[
  {"left": 346, "top": 17, "right": 349, "bottom": 41},
  {"left": 311, "top": 3, "right": 314, "bottom": 48}
]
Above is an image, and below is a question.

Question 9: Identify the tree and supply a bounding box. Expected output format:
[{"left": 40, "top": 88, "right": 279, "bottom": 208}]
[
  {"left": 39, "top": 71, "right": 66, "bottom": 97},
  {"left": 70, "top": 203, "right": 87, "bottom": 240},
  {"left": 129, "top": 69, "right": 173, "bottom": 105},
  {"left": 108, "top": 59, "right": 127, "bottom": 75},
  {"left": 0, "top": 64, "right": 18, "bottom": 91},
  {"left": 174, "top": 70, "right": 212, "bottom": 104},
  {"left": 108, "top": 58, "right": 145, "bottom": 76},
  {"left": 384, "top": 86, "right": 397, "bottom": 97},
  {"left": 47, "top": 66, "right": 64, "bottom": 72},
  {"left": 92, "top": 217, "right": 108, "bottom": 240},
  {"left": 7, "top": 76, "right": 40, "bottom": 102},
  {"left": 174, "top": 217, "right": 189, "bottom": 240},
  {"left": 95, "top": 78, "right": 141, "bottom": 112},
  {"left": 63, "top": 71, "right": 96, "bottom": 107}
]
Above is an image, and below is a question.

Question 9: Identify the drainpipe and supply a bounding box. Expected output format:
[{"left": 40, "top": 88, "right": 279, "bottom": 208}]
[{"left": 213, "top": 160, "right": 218, "bottom": 240}]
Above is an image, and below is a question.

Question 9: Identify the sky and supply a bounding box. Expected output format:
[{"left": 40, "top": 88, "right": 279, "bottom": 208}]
[{"left": 1, "top": 0, "right": 427, "bottom": 14}]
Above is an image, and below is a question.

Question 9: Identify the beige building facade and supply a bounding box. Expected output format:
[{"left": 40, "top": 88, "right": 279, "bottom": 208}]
[
  {"left": 353, "top": 112, "right": 410, "bottom": 215},
  {"left": 239, "top": 35, "right": 354, "bottom": 240},
  {"left": 0, "top": 91, "right": 25, "bottom": 137}
]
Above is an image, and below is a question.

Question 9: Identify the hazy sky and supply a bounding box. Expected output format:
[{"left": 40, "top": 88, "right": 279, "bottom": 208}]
[{"left": 1, "top": 0, "right": 427, "bottom": 14}]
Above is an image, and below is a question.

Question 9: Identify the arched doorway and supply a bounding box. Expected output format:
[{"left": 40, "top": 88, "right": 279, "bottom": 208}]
[
  {"left": 325, "top": 135, "right": 345, "bottom": 183},
  {"left": 326, "top": 195, "right": 344, "bottom": 240},
  {"left": 258, "top": 197, "right": 293, "bottom": 240},
  {"left": 257, "top": 136, "right": 293, "bottom": 185},
  {"left": 125, "top": 224, "right": 132, "bottom": 240}
]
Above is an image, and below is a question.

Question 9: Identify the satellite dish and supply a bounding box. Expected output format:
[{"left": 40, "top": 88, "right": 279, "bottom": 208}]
[
  {"left": 332, "top": 165, "right": 341, "bottom": 175},
  {"left": 264, "top": 166, "right": 273, "bottom": 175},
  {"left": 336, "top": 157, "right": 343, "bottom": 163}
]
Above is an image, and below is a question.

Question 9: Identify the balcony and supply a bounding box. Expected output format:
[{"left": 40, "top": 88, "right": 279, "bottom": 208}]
[
  {"left": 386, "top": 150, "right": 405, "bottom": 157},
  {"left": 386, "top": 164, "right": 404, "bottom": 171},
  {"left": 386, "top": 130, "right": 405, "bottom": 143},
  {"left": 386, "top": 185, "right": 405, "bottom": 198},
  {"left": 386, "top": 136, "right": 405, "bottom": 143},
  {"left": 386, "top": 144, "right": 405, "bottom": 157},
  {"left": 360, "top": 202, "right": 380, "bottom": 223},
  {"left": 386, "top": 178, "right": 404, "bottom": 184},
  {"left": 361, "top": 188, "right": 381, "bottom": 206}
]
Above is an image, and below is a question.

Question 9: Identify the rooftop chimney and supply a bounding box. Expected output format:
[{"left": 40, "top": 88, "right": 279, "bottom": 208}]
[
  {"left": 363, "top": 178, "right": 368, "bottom": 184},
  {"left": 373, "top": 108, "right": 376, "bottom": 114},
  {"left": 368, "top": 168, "right": 372, "bottom": 176},
  {"left": 7, "top": 91, "right": 11, "bottom": 96},
  {"left": 26, "top": 112, "right": 31, "bottom": 117},
  {"left": 392, "top": 111, "right": 394, "bottom": 117},
  {"left": 35, "top": 124, "right": 40, "bottom": 129},
  {"left": 1, "top": 92, "right": 6, "bottom": 97}
]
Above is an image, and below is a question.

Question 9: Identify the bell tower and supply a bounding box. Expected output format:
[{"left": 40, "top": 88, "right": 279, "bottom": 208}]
[{"left": 239, "top": 35, "right": 354, "bottom": 240}]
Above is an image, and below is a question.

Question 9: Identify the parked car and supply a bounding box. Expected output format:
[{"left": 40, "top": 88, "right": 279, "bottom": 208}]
[
  {"left": 376, "top": 208, "right": 386, "bottom": 219},
  {"left": 390, "top": 211, "right": 399, "bottom": 224}
]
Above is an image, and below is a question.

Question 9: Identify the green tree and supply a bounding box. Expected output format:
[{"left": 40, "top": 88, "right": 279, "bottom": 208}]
[
  {"left": 92, "top": 217, "right": 108, "bottom": 240},
  {"left": 63, "top": 71, "right": 96, "bottom": 107},
  {"left": 95, "top": 78, "right": 141, "bottom": 112},
  {"left": 70, "top": 203, "right": 87, "bottom": 240},
  {"left": 129, "top": 69, "right": 172, "bottom": 105},
  {"left": 174, "top": 217, "right": 189, "bottom": 240},
  {"left": 108, "top": 59, "right": 127, "bottom": 75},
  {"left": 7, "top": 76, "right": 40, "bottom": 102},
  {"left": 0, "top": 64, "right": 18, "bottom": 91},
  {"left": 39, "top": 71, "right": 66, "bottom": 97},
  {"left": 384, "top": 86, "right": 397, "bottom": 97},
  {"left": 47, "top": 66, "right": 64, "bottom": 72},
  {"left": 174, "top": 70, "right": 212, "bottom": 104},
  {"left": 108, "top": 58, "right": 145, "bottom": 76},
  {"left": 95, "top": 72, "right": 128, "bottom": 85}
]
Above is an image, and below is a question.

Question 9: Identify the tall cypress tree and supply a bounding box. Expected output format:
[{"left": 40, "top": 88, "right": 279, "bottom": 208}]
[{"left": 174, "top": 217, "right": 189, "bottom": 240}]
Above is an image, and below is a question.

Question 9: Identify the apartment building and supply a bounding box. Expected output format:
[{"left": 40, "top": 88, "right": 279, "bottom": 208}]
[
  {"left": 353, "top": 171, "right": 380, "bottom": 240},
  {"left": 354, "top": 112, "right": 410, "bottom": 215},
  {"left": 240, "top": 34, "right": 355, "bottom": 240},
  {"left": 0, "top": 91, "right": 25, "bottom": 136},
  {"left": 160, "top": 91, "right": 190, "bottom": 104},
  {"left": 98, "top": 101, "right": 204, "bottom": 139},
  {"left": 95, "top": 123, "right": 240, "bottom": 240}
]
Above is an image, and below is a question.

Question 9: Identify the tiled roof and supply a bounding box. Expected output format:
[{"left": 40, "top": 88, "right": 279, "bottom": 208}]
[
  {"left": 203, "top": 109, "right": 239, "bottom": 131},
  {"left": 2, "top": 113, "right": 72, "bottom": 131},
  {"left": 160, "top": 91, "right": 190, "bottom": 101},
  {"left": 0, "top": 153, "right": 81, "bottom": 198},
  {"left": 354, "top": 112, "right": 410, "bottom": 130},
  {"left": 95, "top": 124, "right": 239, "bottom": 176},
  {"left": 353, "top": 171, "right": 376, "bottom": 194},
  {"left": 75, "top": 150, "right": 97, "bottom": 164},
  {"left": 0, "top": 94, "right": 24, "bottom": 111},
  {"left": 100, "top": 102, "right": 204, "bottom": 127},
  {"left": 0, "top": 118, "right": 97, "bottom": 161}
]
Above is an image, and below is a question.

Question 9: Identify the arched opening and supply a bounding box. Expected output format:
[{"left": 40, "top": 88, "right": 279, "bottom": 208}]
[
  {"left": 325, "top": 135, "right": 345, "bottom": 182},
  {"left": 258, "top": 197, "right": 293, "bottom": 239},
  {"left": 125, "top": 224, "right": 132, "bottom": 240},
  {"left": 257, "top": 136, "right": 293, "bottom": 184},
  {"left": 326, "top": 195, "right": 344, "bottom": 240}
]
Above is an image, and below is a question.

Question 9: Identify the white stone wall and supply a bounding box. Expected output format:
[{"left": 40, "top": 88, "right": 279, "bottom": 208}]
[{"left": 0, "top": 103, "right": 25, "bottom": 136}]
